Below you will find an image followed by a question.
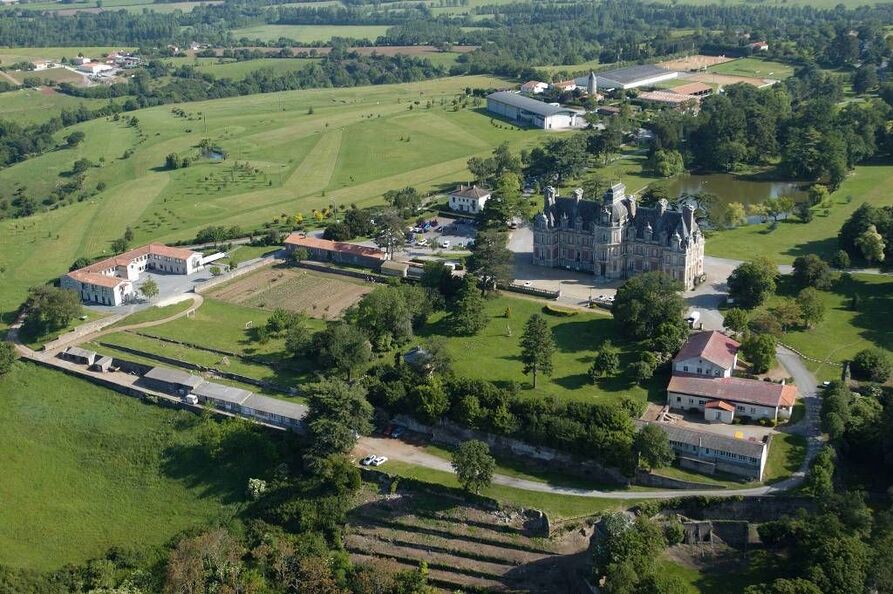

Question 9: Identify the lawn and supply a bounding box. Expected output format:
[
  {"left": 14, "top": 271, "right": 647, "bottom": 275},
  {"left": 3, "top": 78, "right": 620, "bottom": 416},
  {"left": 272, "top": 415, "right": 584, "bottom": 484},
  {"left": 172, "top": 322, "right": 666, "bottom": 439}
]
[
  {"left": 382, "top": 460, "right": 643, "bottom": 519},
  {"left": 107, "top": 299, "right": 196, "bottom": 329},
  {"left": 20, "top": 308, "right": 106, "bottom": 350},
  {"left": 775, "top": 273, "right": 893, "bottom": 382},
  {"left": 706, "top": 163, "right": 893, "bottom": 263},
  {"left": 420, "top": 293, "right": 660, "bottom": 404},
  {"left": 707, "top": 57, "right": 795, "bottom": 80},
  {"left": 0, "top": 74, "right": 541, "bottom": 325},
  {"left": 0, "top": 362, "right": 251, "bottom": 570},
  {"left": 764, "top": 432, "right": 807, "bottom": 483},
  {"left": 164, "top": 57, "right": 324, "bottom": 81},
  {"left": 232, "top": 24, "right": 391, "bottom": 43}
]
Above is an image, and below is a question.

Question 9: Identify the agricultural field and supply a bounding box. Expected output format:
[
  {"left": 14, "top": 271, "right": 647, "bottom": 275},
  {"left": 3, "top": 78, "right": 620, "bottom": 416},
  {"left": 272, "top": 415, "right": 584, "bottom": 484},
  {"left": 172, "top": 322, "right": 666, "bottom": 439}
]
[
  {"left": 0, "top": 74, "right": 542, "bottom": 325},
  {"left": 8, "top": 66, "right": 87, "bottom": 85},
  {"left": 0, "top": 46, "right": 130, "bottom": 64},
  {"left": 0, "top": 362, "right": 250, "bottom": 570},
  {"left": 231, "top": 24, "right": 391, "bottom": 43},
  {"left": 163, "top": 56, "right": 323, "bottom": 80},
  {"left": 0, "top": 88, "right": 110, "bottom": 123},
  {"left": 706, "top": 163, "right": 893, "bottom": 263},
  {"left": 654, "top": 0, "right": 883, "bottom": 8},
  {"left": 208, "top": 266, "right": 371, "bottom": 319},
  {"left": 421, "top": 294, "right": 661, "bottom": 404}
]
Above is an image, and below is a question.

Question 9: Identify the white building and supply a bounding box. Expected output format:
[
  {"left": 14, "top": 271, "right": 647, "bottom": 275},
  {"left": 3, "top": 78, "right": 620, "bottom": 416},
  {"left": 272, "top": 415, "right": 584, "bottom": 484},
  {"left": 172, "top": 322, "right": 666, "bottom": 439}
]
[
  {"left": 77, "top": 62, "right": 114, "bottom": 75},
  {"left": 673, "top": 330, "right": 740, "bottom": 378},
  {"left": 448, "top": 185, "right": 492, "bottom": 214},
  {"left": 592, "top": 64, "right": 678, "bottom": 90},
  {"left": 486, "top": 91, "right": 584, "bottom": 130},
  {"left": 666, "top": 375, "right": 797, "bottom": 423},
  {"left": 61, "top": 243, "right": 202, "bottom": 306},
  {"left": 520, "top": 80, "right": 548, "bottom": 94}
]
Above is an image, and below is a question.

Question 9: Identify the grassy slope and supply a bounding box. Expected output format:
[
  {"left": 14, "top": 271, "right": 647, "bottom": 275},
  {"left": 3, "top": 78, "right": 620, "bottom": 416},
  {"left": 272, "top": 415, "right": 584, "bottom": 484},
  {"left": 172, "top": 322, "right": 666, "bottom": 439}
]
[
  {"left": 421, "top": 294, "right": 660, "bottom": 404},
  {"left": 0, "top": 75, "right": 538, "bottom": 323},
  {"left": 706, "top": 163, "right": 893, "bottom": 263},
  {"left": 0, "top": 362, "right": 248, "bottom": 570},
  {"left": 0, "top": 88, "right": 110, "bottom": 124}
]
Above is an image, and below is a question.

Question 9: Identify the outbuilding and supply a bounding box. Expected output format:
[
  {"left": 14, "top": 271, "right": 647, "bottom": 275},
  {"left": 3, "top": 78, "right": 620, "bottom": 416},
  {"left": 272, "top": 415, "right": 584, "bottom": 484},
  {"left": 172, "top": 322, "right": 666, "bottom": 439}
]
[
  {"left": 595, "top": 64, "right": 678, "bottom": 90},
  {"left": 486, "top": 91, "right": 583, "bottom": 130},
  {"left": 141, "top": 366, "right": 204, "bottom": 395},
  {"left": 380, "top": 260, "right": 409, "bottom": 278},
  {"left": 91, "top": 355, "right": 114, "bottom": 373},
  {"left": 60, "top": 346, "right": 97, "bottom": 366}
]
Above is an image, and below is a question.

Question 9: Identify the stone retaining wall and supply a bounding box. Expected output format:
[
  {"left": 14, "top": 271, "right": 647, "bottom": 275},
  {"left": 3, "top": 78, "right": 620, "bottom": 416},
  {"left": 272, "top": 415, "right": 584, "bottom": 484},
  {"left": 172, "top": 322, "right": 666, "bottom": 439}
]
[{"left": 635, "top": 470, "right": 728, "bottom": 490}]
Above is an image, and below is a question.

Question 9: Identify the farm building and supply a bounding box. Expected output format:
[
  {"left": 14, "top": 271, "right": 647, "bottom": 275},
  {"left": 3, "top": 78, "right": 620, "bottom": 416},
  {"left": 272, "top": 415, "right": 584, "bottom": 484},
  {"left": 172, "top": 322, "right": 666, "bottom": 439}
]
[
  {"left": 551, "top": 80, "right": 577, "bottom": 92},
  {"left": 60, "top": 346, "right": 97, "bottom": 366},
  {"left": 595, "top": 64, "right": 678, "bottom": 90},
  {"left": 91, "top": 356, "right": 114, "bottom": 373},
  {"left": 76, "top": 62, "right": 114, "bottom": 75},
  {"left": 640, "top": 421, "right": 769, "bottom": 480},
  {"left": 666, "top": 375, "right": 797, "bottom": 423},
  {"left": 190, "top": 382, "right": 253, "bottom": 412},
  {"left": 673, "top": 331, "right": 740, "bottom": 378},
  {"left": 520, "top": 80, "right": 548, "bottom": 94},
  {"left": 637, "top": 90, "right": 701, "bottom": 111},
  {"left": 61, "top": 243, "right": 203, "bottom": 306},
  {"left": 141, "top": 366, "right": 205, "bottom": 395},
  {"left": 486, "top": 91, "right": 584, "bottom": 130},
  {"left": 239, "top": 394, "right": 307, "bottom": 431},
  {"left": 448, "top": 185, "right": 492, "bottom": 214},
  {"left": 284, "top": 233, "right": 387, "bottom": 268}
]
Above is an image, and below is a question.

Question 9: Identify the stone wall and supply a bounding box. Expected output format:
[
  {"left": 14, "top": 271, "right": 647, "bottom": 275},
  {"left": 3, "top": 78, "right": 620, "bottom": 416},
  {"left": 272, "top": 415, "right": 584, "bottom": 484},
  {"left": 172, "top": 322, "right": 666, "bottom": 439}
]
[
  {"left": 666, "top": 496, "right": 817, "bottom": 523},
  {"left": 393, "top": 414, "right": 630, "bottom": 486},
  {"left": 635, "top": 470, "right": 727, "bottom": 490}
]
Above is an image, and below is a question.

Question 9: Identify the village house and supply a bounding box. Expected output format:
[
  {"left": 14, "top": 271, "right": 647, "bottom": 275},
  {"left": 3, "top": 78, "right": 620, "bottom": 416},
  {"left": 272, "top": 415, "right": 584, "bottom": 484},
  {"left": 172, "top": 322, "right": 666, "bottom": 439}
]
[
  {"left": 61, "top": 243, "right": 203, "bottom": 306},
  {"left": 551, "top": 79, "right": 577, "bottom": 92},
  {"left": 520, "top": 80, "right": 548, "bottom": 94},
  {"left": 284, "top": 233, "right": 387, "bottom": 268},
  {"left": 533, "top": 183, "right": 705, "bottom": 289},
  {"left": 448, "top": 185, "right": 492, "bottom": 214},
  {"left": 673, "top": 330, "right": 740, "bottom": 378}
]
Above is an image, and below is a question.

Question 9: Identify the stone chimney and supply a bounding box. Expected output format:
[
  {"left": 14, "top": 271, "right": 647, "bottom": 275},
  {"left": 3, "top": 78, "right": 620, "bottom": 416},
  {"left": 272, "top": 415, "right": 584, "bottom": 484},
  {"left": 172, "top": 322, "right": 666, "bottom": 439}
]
[
  {"left": 627, "top": 192, "right": 637, "bottom": 218},
  {"left": 544, "top": 185, "right": 557, "bottom": 209},
  {"left": 573, "top": 187, "right": 583, "bottom": 204},
  {"left": 604, "top": 183, "right": 625, "bottom": 205},
  {"left": 658, "top": 198, "right": 668, "bottom": 215}
]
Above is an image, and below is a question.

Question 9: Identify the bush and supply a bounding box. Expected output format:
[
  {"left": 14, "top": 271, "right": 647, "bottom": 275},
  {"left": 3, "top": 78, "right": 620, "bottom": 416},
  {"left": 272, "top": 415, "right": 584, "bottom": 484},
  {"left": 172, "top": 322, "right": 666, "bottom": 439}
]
[
  {"left": 542, "top": 304, "right": 577, "bottom": 316},
  {"left": 850, "top": 348, "right": 891, "bottom": 383}
]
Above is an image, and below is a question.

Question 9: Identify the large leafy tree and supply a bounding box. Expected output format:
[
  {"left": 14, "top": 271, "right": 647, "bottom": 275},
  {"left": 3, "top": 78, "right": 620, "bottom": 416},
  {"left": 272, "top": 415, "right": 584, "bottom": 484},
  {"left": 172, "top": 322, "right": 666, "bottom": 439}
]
[
  {"left": 728, "top": 257, "right": 778, "bottom": 309},
  {"left": 304, "top": 378, "right": 373, "bottom": 461},
  {"left": 313, "top": 322, "right": 372, "bottom": 380},
  {"left": 21, "top": 285, "right": 81, "bottom": 338},
  {"left": 612, "top": 272, "right": 687, "bottom": 341},
  {"left": 467, "top": 229, "right": 512, "bottom": 293},
  {"left": 451, "top": 275, "right": 488, "bottom": 336},
  {"left": 451, "top": 440, "right": 495, "bottom": 494},
  {"left": 519, "top": 314, "right": 555, "bottom": 388},
  {"left": 633, "top": 424, "right": 674, "bottom": 470},
  {"left": 792, "top": 254, "right": 832, "bottom": 290},
  {"left": 741, "top": 333, "right": 776, "bottom": 374}
]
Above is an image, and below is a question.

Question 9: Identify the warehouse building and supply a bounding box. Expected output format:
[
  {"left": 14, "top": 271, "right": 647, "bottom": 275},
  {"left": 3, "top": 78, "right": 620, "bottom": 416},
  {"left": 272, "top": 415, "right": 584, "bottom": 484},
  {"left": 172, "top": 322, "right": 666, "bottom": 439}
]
[
  {"left": 594, "top": 64, "right": 678, "bottom": 90},
  {"left": 486, "top": 91, "right": 584, "bottom": 130}
]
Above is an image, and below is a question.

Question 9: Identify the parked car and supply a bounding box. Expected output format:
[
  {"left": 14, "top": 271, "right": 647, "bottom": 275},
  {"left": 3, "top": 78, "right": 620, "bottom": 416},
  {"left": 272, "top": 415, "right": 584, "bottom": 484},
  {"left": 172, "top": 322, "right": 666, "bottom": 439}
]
[
  {"left": 440, "top": 239, "right": 450, "bottom": 249},
  {"left": 390, "top": 426, "right": 405, "bottom": 438},
  {"left": 686, "top": 311, "right": 701, "bottom": 327},
  {"left": 360, "top": 455, "right": 377, "bottom": 466},
  {"left": 370, "top": 456, "right": 389, "bottom": 466}
]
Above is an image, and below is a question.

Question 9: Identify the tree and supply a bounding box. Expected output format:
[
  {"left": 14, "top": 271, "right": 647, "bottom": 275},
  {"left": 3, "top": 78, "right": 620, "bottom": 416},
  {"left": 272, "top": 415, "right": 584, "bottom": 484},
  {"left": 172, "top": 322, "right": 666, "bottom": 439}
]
[
  {"left": 284, "top": 319, "right": 311, "bottom": 358},
  {"left": 855, "top": 224, "right": 885, "bottom": 263},
  {"left": 797, "top": 288, "right": 825, "bottom": 328},
  {"left": 304, "top": 379, "right": 373, "bottom": 460},
  {"left": 852, "top": 63, "right": 878, "bottom": 94},
  {"left": 634, "top": 424, "right": 674, "bottom": 470},
  {"left": 723, "top": 308, "right": 750, "bottom": 334},
  {"left": 771, "top": 298, "right": 803, "bottom": 331},
  {"left": 451, "top": 440, "right": 495, "bottom": 494},
  {"left": 710, "top": 201, "right": 747, "bottom": 229},
  {"left": 21, "top": 286, "right": 81, "bottom": 338},
  {"left": 313, "top": 322, "right": 372, "bottom": 380},
  {"left": 792, "top": 254, "right": 832, "bottom": 289},
  {"left": 411, "top": 378, "right": 450, "bottom": 423},
  {"left": 803, "top": 446, "right": 835, "bottom": 499},
  {"left": 480, "top": 172, "right": 521, "bottom": 228},
  {"left": 140, "top": 278, "right": 159, "bottom": 301},
  {"left": 850, "top": 347, "right": 891, "bottom": 382},
  {"left": 653, "top": 149, "right": 684, "bottom": 177},
  {"left": 467, "top": 228, "right": 512, "bottom": 293},
  {"left": 612, "top": 272, "right": 687, "bottom": 341},
  {"left": 519, "top": 314, "right": 555, "bottom": 388},
  {"left": 383, "top": 186, "right": 422, "bottom": 216},
  {"left": 0, "top": 341, "right": 16, "bottom": 376},
  {"left": 111, "top": 237, "right": 129, "bottom": 254},
  {"left": 451, "top": 276, "right": 487, "bottom": 336},
  {"left": 589, "top": 340, "right": 620, "bottom": 381},
  {"left": 628, "top": 351, "right": 659, "bottom": 383},
  {"left": 65, "top": 131, "right": 85, "bottom": 148},
  {"left": 728, "top": 257, "right": 778, "bottom": 309},
  {"left": 741, "top": 333, "right": 776, "bottom": 374},
  {"left": 351, "top": 286, "right": 415, "bottom": 350},
  {"left": 290, "top": 247, "right": 311, "bottom": 264},
  {"left": 373, "top": 209, "right": 406, "bottom": 258},
  {"left": 831, "top": 250, "right": 850, "bottom": 270}
]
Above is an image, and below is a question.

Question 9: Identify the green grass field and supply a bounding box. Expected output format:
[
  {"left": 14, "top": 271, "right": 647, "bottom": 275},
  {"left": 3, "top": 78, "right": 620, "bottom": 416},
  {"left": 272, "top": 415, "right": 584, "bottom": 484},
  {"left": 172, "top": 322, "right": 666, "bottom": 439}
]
[
  {"left": 0, "top": 75, "right": 543, "bottom": 324},
  {"left": 232, "top": 24, "right": 391, "bottom": 43},
  {"left": 706, "top": 163, "right": 893, "bottom": 263},
  {"left": 707, "top": 57, "right": 795, "bottom": 80},
  {"left": 163, "top": 56, "right": 323, "bottom": 80},
  {"left": 107, "top": 299, "right": 196, "bottom": 329},
  {"left": 421, "top": 294, "right": 660, "bottom": 404},
  {"left": 0, "top": 88, "right": 109, "bottom": 124},
  {"left": 774, "top": 273, "right": 893, "bottom": 382},
  {"left": 0, "top": 362, "right": 249, "bottom": 570},
  {"left": 20, "top": 308, "right": 106, "bottom": 350}
]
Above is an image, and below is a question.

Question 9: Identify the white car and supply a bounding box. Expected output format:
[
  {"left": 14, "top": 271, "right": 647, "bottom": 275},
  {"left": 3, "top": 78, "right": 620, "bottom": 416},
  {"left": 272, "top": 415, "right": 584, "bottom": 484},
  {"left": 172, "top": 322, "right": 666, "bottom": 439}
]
[
  {"left": 360, "top": 455, "right": 377, "bottom": 466},
  {"left": 370, "top": 456, "right": 389, "bottom": 466},
  {"left": 440, "top": 239, "right": 450, "bottom": 249}
]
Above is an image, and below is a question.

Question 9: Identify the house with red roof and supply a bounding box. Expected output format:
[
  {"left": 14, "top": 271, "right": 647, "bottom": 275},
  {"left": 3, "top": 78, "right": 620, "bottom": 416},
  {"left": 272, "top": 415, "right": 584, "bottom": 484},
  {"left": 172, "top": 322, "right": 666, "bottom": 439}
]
[
  {"left": 284, "top": 233, "right": 387, "bottom": 269},
  {"left": 672, "top": 330, "right": 740, "bottom": 378}
]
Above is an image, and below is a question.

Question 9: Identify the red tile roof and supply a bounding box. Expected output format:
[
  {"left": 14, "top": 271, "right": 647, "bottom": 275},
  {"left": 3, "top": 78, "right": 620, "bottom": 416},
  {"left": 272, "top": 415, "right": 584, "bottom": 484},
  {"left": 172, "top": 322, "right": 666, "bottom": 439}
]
[
  {"left": 668, "top": 376, "right": 797, "bottom": 409},
  {"left": 674, "top": 331, "right": 740, "bottom": 370},
  {"left": 284, "top": 233, "right": 386, "bottom": 260},
  {"left": 66, "top": 243, "right": 199, "bottom": 289},
  {"left": 67, "top": 270, "right": 128, "bottom": 288},
  {"left": 705, "top": 399, "right": 735, "bottom": 412}
]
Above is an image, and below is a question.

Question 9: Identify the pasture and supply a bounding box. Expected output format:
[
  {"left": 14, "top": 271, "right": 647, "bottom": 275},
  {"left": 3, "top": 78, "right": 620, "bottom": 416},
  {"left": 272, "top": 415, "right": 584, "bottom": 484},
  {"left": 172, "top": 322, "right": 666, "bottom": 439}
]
[
  {"left": 163, "top": 56, "right": 323, "bottom": 80},
  {"left": 0, "top": 74, "right": 539, "bottom": 324},
  {"left": 208, "top": 266, "right": 370, "bottom": 318},
  {"left": 232, "top": 24, "right": 391, "bottom": 43},
  {"left": 0, "top": 362, "right": 249, "bottom": 570}
]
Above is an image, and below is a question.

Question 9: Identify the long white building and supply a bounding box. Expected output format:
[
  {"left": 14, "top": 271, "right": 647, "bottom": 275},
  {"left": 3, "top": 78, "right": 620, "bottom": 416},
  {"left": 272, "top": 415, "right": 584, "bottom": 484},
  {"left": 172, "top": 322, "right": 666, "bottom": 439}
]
[
  {"left": 486, "top": 91, "right": 583, "bottom": 130},
  {"left": 61, "top": 243, "right": 202, "bottom": 306}
]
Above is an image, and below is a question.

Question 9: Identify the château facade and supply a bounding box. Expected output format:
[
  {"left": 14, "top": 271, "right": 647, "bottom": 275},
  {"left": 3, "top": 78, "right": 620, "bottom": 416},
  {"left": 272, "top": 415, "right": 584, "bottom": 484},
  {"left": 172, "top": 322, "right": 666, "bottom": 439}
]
[{"left": 532, "top": 183, "right": 705, "bottom": 289}]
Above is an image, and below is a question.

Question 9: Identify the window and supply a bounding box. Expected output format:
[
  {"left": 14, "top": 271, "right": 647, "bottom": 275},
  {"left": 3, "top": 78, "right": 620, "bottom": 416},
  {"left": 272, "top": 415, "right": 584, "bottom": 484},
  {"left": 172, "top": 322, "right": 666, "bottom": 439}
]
[
  {"left": 714, "top": 369, "right": 721, "bottom": 376},
  {"left": 683, "top": 366, "right": 689, "bottom": 372},
  {"left": 676, "top": 397, "right": 681, "bottom": 402},
  {"left": 696, "top": 368, "right": 702, "bottom": 374}
]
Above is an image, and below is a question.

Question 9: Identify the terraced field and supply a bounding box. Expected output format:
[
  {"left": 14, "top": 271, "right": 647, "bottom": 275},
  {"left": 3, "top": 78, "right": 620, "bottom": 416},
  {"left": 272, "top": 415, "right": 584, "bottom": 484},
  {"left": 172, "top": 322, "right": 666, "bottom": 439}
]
[{"left": 346, "top": 492, "right": 591, "bottom": 593}]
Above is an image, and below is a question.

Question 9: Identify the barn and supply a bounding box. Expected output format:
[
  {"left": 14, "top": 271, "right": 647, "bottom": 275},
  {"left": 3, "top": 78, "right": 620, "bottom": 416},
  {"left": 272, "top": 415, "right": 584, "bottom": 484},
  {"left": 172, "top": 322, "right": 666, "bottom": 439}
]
[{"left": 486, "top": 92, "right": 583, "bottom": 130}]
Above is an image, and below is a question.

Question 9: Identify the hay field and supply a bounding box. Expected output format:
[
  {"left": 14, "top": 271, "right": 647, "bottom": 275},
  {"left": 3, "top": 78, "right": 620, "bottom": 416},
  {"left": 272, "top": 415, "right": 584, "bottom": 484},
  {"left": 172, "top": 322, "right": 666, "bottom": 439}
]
[{"left": 209, "top": 267, "right": 370, "bottom": 318}]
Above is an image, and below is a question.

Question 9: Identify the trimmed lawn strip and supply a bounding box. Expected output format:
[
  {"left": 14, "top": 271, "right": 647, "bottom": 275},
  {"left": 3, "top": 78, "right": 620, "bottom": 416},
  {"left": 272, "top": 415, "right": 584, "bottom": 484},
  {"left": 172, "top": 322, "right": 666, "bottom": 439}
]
[
  {"left": 107, "top": 299, "right": 195, "bottom": 329},
  {"left": 764, "top": 432, "right": 807, "bottom": 484}
]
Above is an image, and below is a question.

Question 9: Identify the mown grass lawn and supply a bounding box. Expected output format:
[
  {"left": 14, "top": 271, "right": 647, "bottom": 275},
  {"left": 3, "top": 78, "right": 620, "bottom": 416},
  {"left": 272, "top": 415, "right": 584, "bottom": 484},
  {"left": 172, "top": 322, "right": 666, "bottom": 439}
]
[
  {"left": 707, "top": 57, "right": 795, "bottom": 79},
  {"left": 107, "top": 299, "right": 195, "bottom": 329},
  {"left": 20, "top": 308, "right": 106, "bottom": 350},
  {"left": 0, "top": 362, "right": 251, "bottom": 570},
  {"left": 764, "top": 432, "right": 807, "bottom": 483},
  {"left": 421, "top": 293, "right": 662, "bottom": 405},
  {"left": 706, "top": 163, "right": 893, "bottom": 263}
]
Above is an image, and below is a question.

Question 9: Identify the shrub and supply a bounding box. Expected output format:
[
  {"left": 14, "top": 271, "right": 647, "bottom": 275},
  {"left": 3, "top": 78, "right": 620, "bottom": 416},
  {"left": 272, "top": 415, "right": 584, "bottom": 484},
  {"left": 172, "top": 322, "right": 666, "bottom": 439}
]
[
  {"left": 850, "top": 348, "right": 892, "bottom": 383},
  {"left": 542, "top": 304, "right": 577, "bottom": 316}
]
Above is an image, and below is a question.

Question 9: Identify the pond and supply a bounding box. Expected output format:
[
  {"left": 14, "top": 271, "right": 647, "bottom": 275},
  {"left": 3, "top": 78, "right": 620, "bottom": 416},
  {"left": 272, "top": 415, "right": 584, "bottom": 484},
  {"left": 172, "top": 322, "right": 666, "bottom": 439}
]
[{"left": 660, "top": 173, "right": 807, "bottom": 208}]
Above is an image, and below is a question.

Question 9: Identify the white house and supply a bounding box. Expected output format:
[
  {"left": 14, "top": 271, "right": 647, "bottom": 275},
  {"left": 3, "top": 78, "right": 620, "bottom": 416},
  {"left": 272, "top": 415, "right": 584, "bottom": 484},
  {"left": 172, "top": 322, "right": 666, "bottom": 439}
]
[
  {"left": 61, "top": 243, "right": 202, "bottom": 306},
  {"left": 673, "top": 331, "right": 740, "bottom": 378},
  {"left": 77, "top": 62, "right": 114, "bottom": 75},
  {"left": 666, "top": 375, "right": 797, "bottom": 423},
  {"left": 520, "top": 81, "right": 548, "bottom": 94},
  {"left": 486, "top": 91, "right": 584, "bottom": 130},
  {"left": 448, "top": 185, "right": 492, "bottom": 214}
]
